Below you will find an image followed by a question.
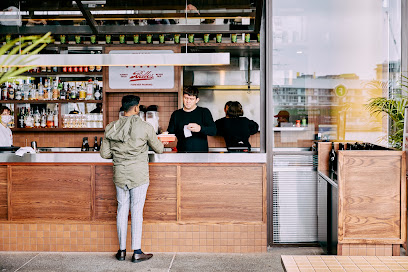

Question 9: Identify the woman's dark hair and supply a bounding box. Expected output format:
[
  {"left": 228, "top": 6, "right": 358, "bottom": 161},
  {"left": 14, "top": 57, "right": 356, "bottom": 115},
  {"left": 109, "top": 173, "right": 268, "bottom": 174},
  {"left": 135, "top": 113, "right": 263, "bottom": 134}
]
[
  {"left": 121, "top": 95, "right": 140, "bottom": 112},
  {"left": 183, "top": 86, "right": 199, "bottom": 98},
  {"left": 0, "top": 106, "right": 11, "bottom": 115},
  {"left": 224, "top": 101, "right": 233, "bottom": 111},
  {"left": 226, "top": 101, "right": 243, "bottom": 118}
]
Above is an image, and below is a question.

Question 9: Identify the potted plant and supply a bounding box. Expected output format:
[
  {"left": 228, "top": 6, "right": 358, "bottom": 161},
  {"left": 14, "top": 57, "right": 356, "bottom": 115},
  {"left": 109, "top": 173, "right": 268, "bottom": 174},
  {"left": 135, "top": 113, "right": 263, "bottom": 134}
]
[{"left": 365, "top": 76, "right": 408, "bottom": 150}]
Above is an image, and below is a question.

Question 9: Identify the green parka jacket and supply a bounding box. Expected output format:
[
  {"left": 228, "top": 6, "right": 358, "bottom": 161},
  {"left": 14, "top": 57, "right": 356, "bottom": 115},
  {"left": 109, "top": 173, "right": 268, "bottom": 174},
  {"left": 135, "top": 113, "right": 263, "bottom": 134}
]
[{"left": 100, "top": 114, "right": 164, "bottom": 189}]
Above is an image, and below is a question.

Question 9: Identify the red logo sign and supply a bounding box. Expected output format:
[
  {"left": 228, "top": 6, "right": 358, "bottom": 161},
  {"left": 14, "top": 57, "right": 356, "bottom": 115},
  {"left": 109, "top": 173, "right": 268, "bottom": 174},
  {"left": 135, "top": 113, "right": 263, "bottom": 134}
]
[{"left": 129, "top": 71, "right": 154, "bottom": 82}]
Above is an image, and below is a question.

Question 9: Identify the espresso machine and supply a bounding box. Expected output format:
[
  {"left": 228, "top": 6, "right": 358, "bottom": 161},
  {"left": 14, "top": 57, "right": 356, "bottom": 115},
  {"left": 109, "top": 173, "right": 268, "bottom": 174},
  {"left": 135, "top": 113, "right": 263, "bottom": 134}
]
[{"left": 145, "top": 105, "right": 159, "bottom": 134}]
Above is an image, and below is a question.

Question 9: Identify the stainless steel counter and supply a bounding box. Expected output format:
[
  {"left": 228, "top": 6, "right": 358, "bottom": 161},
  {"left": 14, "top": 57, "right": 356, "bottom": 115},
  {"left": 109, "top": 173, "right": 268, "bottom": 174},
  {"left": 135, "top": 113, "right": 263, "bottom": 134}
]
[{"left": 0, "top": 150, "right": 266, "bottom": 163}]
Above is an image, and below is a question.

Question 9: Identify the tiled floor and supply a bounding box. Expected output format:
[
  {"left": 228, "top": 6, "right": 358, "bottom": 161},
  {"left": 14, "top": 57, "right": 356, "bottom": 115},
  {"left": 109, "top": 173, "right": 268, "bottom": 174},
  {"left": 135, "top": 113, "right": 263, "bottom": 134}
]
[
  {"left": 0, "top": 246, "right": 323, "bottom": 272},
  {"left": 281, "top": 255, "right": 408, "bottom": 272}
]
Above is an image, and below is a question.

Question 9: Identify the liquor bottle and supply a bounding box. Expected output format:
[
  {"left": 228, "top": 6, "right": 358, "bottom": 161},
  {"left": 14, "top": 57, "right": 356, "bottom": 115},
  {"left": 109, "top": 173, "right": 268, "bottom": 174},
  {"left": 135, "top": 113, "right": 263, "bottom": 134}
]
[
  {"left": 52, "top": 80, "right": 59, "bottom": 100},
  {"left": 9, "top": 108, "right": 14, "bottom": 128},
  {"left": 34, "top": 107, "right": 41, "bottom": 128},
  {"left": 338, "top": 143, "right": 344, "bottom": 151},
  {"left": 8, "top": 83, "right": 14, "bottom": 100},
  {"left": 46, "top": 79, "right": 52, "bottom": 100},
  {"left": 40, "top": 110, "right": 46, "bottom": 128},
  {"left": 81, "top": 137, "right": 90, "bottom": 151},
  {"left": 23, "top": 80, "right": 30, "bottom": 100},
  {"left": 25, "top": 110, "right": 34, "bottom": 128},
  {"left": 86, "top": 79, "right": 94, "bottom": 100},
  {"left": 2, "top": 83, "right": 8, "bottom": 100},
  {"left": 60, "top": 82, "right": 67, "bottom": 100},
  {"left": 329, "top": 142, "right": 337, "bottom": 178},
  {"left": 99, "top": 87, "right": 103, "bottom": 100},
  {"left": 17, "top": 108, "right": 25, "bottom": 128},
  {"left": 70, "top": 85, "right": 78, "bottom": 100},
  {"left": 38, "top": 78, "right": 44, "bottom": 100},
  {"left": 53, "top": 108, "right": 58, "bottom": 128},
  {"left": 93, "top": 136, "right": 99, "bottom": 151},
  {"left": 94, "top": 81, "right": 101, "bottom": 100},
  {"left": 79, "top": 84, "right": 86, "bottom": 100},
  {"left": 46, "top": 110, "right": 54, "bottom": 128},
  {"left": 15, "top": 83, "right": 22, "bottom": 100}
]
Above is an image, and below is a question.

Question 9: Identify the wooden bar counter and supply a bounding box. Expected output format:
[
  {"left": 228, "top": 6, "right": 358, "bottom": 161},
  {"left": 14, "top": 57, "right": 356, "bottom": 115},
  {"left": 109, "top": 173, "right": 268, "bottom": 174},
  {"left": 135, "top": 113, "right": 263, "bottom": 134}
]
[
  {"left": 0, "top": 152, "right": 267, "bottom": 253},
  {"left": 318, "top": 142, "right": 406, "bottom": 256}
]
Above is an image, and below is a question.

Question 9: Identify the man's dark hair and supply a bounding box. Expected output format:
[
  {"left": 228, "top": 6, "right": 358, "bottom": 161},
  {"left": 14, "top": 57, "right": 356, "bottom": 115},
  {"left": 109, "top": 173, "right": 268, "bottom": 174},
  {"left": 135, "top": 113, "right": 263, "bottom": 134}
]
[
  {"left": 121, "top": 95, "right": 140, "bottom": 112},
  {"left": 183, "top": 86, "right": 199, "bottom": 98},
  {"left": 226, "top": 101, "right": 244, "bottom": 118},
  {"left": 0, "top": 106, "right": 11, "bottom": 115}
]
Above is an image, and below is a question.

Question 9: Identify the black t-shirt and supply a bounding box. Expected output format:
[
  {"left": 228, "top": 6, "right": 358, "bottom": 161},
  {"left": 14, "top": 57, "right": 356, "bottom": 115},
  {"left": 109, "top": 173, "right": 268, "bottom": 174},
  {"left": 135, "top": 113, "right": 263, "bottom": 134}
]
[
  {"left": 215, "top": 117, "right": 259, "bottom": 150},
  {"left": 168, "top": 106, "right": 217, "bottom": 152}
]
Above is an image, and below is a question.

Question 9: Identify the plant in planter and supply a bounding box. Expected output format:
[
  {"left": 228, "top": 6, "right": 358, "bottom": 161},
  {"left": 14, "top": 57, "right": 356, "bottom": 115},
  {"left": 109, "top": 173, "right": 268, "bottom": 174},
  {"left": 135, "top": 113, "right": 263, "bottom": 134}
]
[
  {"left": 365, "top": 76, "right": 408, "bottom": 150},
  {"left": 0, "top": 32, "right": 52, "bottom": 85}
]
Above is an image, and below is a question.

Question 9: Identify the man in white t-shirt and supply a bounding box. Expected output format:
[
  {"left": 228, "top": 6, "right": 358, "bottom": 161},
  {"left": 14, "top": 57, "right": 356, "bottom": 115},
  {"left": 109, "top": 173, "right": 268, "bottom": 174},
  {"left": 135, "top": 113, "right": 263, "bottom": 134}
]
[{"left": 0, "top": 106, "right": 13, "bottom": 146}]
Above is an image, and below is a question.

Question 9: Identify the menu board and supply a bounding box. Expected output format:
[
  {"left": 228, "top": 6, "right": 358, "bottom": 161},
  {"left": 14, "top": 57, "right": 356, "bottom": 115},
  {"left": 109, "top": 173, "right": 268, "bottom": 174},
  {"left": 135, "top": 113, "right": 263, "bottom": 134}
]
[{"left": 108, "top": 50, "right": 175, "bottom": 89}]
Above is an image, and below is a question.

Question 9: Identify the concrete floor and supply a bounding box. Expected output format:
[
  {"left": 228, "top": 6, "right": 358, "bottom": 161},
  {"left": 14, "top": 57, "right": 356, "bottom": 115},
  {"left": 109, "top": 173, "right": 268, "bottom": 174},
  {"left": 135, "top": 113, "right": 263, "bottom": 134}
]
[{"left": 0, "top": 247, "right": 323, "bottom": 272}]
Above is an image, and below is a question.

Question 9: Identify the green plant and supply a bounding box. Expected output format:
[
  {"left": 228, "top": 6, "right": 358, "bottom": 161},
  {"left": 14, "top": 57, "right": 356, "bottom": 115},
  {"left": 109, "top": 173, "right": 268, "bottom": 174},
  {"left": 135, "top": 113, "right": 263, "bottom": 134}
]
[
  {"left": 365, "top": 76, "right": 408, "bottom": 150},
  {"left": 0, "top": 32, "right": 52, "bottom": 85}
]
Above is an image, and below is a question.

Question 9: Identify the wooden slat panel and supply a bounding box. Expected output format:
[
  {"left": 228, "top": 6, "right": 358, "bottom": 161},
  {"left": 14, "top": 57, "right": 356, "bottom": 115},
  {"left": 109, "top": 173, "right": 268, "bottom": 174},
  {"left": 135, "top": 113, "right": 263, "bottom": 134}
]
[
  {"left": 11, "top": 165, "right": 92, "bottom": 221},
  {"left": 0, "top": 166, "right": 7, "bottom": 220},
  {"left": 338, "top": 152, "right": 404, "bottom": 244},
  {"left": 144, "top": 165, "right": 177, "bottom": 221},
  {"left": 180, "top": 165, "right": 263, "bottom": 222},
  {"left": 94, "top": 165, "right": 116, "bottom": 221},
  {"left": 95, "top": 165, "right": 177, "bottom": 221}
]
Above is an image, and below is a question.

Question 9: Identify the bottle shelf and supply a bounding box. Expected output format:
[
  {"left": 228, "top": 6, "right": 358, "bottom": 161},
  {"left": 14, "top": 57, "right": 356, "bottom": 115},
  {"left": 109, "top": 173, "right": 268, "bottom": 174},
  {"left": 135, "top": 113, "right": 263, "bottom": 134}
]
[
  {"left": 12, "top": 128, "right": 105, "bottom": 132},
  {"left": 0, "top": 100, "right": 102, "bottom": 104}
]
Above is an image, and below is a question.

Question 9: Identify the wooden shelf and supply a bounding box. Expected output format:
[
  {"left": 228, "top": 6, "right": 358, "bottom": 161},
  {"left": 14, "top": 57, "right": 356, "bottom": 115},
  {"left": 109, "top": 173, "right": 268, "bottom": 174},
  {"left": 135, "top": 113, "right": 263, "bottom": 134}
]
[
  {"left": 0, "top": 100, "right": 102, "bottom": 104},
  {"left": 187, "top": 42, "right": 260, "bottom": 47},
  {"left": 12, "top": 128, "right": 104, "bottom": 132},
  {"left": 21, "top": 72, "right": 102, "bottom": 77},
  {"left": 47, "top": 42, "right": 260, "bottom": 48}
]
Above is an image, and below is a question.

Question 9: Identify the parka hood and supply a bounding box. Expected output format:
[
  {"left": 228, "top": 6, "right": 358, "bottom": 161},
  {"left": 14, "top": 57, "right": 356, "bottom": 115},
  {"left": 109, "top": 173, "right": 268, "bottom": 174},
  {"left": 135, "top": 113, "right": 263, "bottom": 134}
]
[{"left": 105, "top": 115, "right": 139, "bottom": 142}]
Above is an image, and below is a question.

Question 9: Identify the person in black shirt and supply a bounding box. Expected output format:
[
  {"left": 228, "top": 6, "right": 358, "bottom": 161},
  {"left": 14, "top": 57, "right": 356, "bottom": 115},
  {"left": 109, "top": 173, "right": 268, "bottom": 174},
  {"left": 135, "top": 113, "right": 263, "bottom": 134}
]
[
  {"left": 215, "top": 101, "right": 259, "bottom": 151},
  {"left": 167, "top": 86, "right": 216, "bottom": 152}
]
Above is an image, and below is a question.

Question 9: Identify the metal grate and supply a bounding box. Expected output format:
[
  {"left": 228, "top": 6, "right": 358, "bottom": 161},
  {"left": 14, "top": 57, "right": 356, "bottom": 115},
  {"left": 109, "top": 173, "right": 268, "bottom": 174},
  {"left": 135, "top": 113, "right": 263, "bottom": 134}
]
[{"left": 272, "top": 155, "right": 318, "bottom": 244}]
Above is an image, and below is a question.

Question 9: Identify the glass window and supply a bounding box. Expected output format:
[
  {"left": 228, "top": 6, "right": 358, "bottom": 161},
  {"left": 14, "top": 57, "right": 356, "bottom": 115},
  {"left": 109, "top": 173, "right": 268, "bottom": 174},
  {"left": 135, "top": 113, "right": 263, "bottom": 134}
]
[{"left": 272, "top": 0, "right": 401, "bottom": 149}]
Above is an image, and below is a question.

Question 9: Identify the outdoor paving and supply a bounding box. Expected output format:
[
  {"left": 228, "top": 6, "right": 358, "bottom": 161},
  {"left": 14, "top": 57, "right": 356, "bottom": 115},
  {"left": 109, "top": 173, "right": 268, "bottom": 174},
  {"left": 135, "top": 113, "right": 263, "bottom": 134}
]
[{"left": 0, "top": 247, "right": 323, "bottom": 272}]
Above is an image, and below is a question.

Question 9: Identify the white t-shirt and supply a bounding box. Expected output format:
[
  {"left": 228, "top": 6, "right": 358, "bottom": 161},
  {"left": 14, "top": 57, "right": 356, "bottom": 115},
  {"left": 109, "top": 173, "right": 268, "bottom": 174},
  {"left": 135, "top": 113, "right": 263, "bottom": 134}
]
[{"left": 0, "top": 124, "right": 13, "bottom": 146}]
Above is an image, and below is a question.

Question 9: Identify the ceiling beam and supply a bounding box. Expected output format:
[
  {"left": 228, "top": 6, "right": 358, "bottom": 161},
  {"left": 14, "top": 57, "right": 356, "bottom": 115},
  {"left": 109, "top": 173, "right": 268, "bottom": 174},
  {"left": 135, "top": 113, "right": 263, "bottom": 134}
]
[
  {"left": 27, "top": 12, "right": 255, "bottom": 20},
  {"left": 75, "top": 0, "right": 99, "bottom": 35},
  {"left": 23, "top": 5, "right": 252, "bottom": 12}
]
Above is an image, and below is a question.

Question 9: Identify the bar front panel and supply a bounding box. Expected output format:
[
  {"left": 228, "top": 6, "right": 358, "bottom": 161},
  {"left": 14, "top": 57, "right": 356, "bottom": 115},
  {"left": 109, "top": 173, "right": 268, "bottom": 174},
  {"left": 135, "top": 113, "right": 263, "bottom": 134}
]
[
  {"left": 10, "top": 165, "right": 92, "bottom": 221},
  {"left": 0, "top": 166, "right": 7, "bottom": 220}
]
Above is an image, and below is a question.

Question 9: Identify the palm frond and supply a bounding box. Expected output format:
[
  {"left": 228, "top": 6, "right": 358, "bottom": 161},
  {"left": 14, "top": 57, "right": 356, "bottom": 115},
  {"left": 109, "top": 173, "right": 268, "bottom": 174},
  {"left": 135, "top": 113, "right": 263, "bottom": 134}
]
[
  {"left": 365, "top": 79, "right": 408, "bottom": 150},
  {"left": 0, "top": 33, "right": 52, "bottom": 85}
]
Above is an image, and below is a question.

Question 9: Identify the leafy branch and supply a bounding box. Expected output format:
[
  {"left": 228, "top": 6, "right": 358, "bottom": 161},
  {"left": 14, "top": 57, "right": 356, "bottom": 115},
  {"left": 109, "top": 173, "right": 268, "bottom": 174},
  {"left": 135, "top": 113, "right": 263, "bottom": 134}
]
[
  {"left": 365, "top": 77, "right": 408, "bottom": 150},
  {"left": 0, "top": 32, "right": 52, "bottom": 85}
]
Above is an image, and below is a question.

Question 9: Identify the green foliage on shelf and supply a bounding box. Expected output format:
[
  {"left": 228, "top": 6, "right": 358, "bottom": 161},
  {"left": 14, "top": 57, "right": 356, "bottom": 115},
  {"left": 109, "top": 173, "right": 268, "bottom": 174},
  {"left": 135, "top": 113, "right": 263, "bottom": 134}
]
[
  {"left": 365, "top": 76, "right": 408, "bottom": 150},
  {"left": 0, "top": 32, "right": 52, "bottom": 85}
]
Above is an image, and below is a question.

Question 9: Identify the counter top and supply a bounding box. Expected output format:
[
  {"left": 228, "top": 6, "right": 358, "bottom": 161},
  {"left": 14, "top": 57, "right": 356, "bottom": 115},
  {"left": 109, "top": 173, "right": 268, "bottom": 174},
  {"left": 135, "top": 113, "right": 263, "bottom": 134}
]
[{"left": 0, "top": 151, "right": 267, "bottom": 163}]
